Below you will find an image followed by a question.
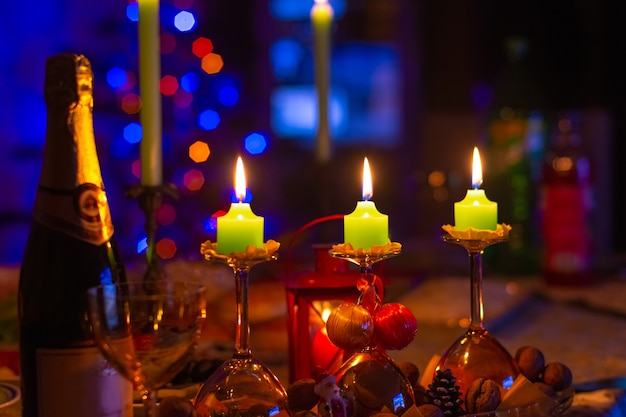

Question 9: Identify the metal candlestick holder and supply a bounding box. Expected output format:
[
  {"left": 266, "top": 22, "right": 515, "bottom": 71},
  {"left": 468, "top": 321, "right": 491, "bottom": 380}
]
[{"left": 125, "top": 183, "right": 178, "bottom": 281}]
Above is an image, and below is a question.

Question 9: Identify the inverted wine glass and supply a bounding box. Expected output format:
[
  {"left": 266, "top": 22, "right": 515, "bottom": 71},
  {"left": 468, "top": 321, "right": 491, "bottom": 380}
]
[
  {"left": 86, "top": 280, "right": 207, "bottom": 417},
  {"left": 436, "top": 232, "right": 519, "bottom": 396},
  {"left": 193, "top": 247, "right": 290, "bottom": 417}
]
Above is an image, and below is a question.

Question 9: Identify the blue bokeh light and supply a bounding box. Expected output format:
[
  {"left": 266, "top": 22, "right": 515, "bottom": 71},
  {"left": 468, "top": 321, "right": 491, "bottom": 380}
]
[
  {"left": 269, "top": 0, "right": 346, "bottom": 20},
  {"left": 270, "top": 38, "right": 303, "bottom": 80},
  {"left": 244, "top": 132, "right": 268, "bottom": 155},
  {"left": 198, "top": 109, "right": 220, "bottom": 130},
  {"left": 181, "top": 72, "right": 200, "bottom": 92},
  {"left": 218, "top": 86, "right": 239, "bottom": 107},
  {"left": 111, "top": 135, "right": 135, "bottom": 158},
  {"left": 126, "top": 2, "right": 139, "bottom": 22},
  {"left": 174, "top": 11, "right": 196, "bottom": 32},
  {"left": 107, "top": 67, "right": 128, "bottom": 89},
  {"left": 123, "top": 122, "right": 143, "bottom": 144},
  {"left": 136, "top": 237, "right": 148, "bottom": 254}
]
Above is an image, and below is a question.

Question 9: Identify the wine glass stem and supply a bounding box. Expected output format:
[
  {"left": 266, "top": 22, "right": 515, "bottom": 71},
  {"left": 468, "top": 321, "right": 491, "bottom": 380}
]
[
  {"left": 142, "top": 389, "right": 158, "bottom": 417},
  {"left": 468, "top": 250, "right": 485, "bottom": 329},
  {"left": 234, "top": 266, "right": 251, "bottom": 356}
]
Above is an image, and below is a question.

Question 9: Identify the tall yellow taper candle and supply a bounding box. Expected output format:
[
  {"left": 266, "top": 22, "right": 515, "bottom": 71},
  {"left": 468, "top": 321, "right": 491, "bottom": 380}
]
[
  {"left": 311, "top": 0, "right": 333, "bottom": 163},
  {"left": 138, "top": 0, "right": 163, "bottom": 186}
]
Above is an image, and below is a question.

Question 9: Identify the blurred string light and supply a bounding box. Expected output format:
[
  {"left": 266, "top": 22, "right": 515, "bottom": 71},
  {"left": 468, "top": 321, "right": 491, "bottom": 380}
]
[
  {"left": 269, "top": 0, "right": 346, "bottom": 20},
  {"left": 244, "top": 132, "right": 268, "bottom": 155},
  {"left": 201, "top": 53, "right": 224, "bottom": 74},
  {"left": 161, "top": 33, "right": 177, "bottom": 54},
  {"left": 189, "top": 141, "right": 210, "bottom": 162},
  {"left": 173, "top": 90, "right": 193, "bottom": 108},
  {"left": 192, "top": 37, "right": 213, "bottom": 58},
  {"left": 123, "top": 122, "right": 143, "bottom": 144},
  {"left": 160, "top": 75, "right": 179, "bottom": 96},
  {"left": 156, "top": 203, "right": 176, "bottom": 225},
  {"left": 183, "top": 169, "right": 205, "bottom": 191},
  {"left": 156, "top": 238, "right": 177, "bottom": 259},
  {"left": 181, "top": 72, "right": 200, "bottom": 92},
  {"left": 107, "top": 67, "right": 128, "bottom": 88},
  {"left": 174, "top": 10, "right": 196, "bottom": 32},
  {"left": 198, "top": 109, "right": 220, "bottom": 130},
  {"left": 218, "top": 86, "right": 239, "bottom": 107},
  {"left": 121, "top": 93, "right": 141, "bottom": 114},
  {"left": 270, "top": 39, "right": 303, "bottom": 80}
]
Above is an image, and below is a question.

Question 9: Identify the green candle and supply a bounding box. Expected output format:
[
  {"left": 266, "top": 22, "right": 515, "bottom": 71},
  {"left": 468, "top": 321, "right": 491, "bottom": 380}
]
[
  {"left": 217, "top": 157, "right": 264, "bottom": 254},
  {"left": 311, "top": 0, "right": 333, "bottom": 163},
  {"left": 454, "top": 147, "right": 498, "bottom": 231},
  {"left": 138, "top": 0, "right": 163, "bottom": 186},
  {"left": 344, "top": 157, "right": 388, "bottom": 250}
]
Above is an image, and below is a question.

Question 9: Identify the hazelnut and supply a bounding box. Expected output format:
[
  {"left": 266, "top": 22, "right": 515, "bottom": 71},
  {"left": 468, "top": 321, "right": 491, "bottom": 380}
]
[
  {"left": 533, "top": 381, "right": 555, "bottom": 397},
  {"left": 543, "top": 362, "right": 573, "bottom": 391},
  {"left": 514, "top": 346, "right": 545, "bottom": 382},
  {"left": 397, "top": 361, "right": 420, "bottom": 389},
  {"left": 287, "top": 378, "right": 319, "bottom": 412},
  {"left": 417, "top": 403, "right": 444, "bottom": 417}
]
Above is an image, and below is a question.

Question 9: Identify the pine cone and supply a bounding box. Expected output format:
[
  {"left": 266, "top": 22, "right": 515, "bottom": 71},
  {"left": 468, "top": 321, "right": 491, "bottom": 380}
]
[{"left": 427, "top": 369, "right": 465, "bottom": 417}]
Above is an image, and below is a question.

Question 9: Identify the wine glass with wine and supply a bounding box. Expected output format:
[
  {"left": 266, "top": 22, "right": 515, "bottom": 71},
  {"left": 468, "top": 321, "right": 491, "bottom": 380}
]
[{"left": 86, "top": 280, "right": 207, "bottom": 417}]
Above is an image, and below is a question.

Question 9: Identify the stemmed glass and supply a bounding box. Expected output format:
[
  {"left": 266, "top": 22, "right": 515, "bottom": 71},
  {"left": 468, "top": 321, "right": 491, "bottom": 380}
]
[
  {"left": 436, "top": 233, "right": 519, "bottom": 396},
  {"left": 328, "top": 248, "right": 415, "bottom": 417},
  {"left": 193, "top": 251, "right": 290, "bottom": 417},
  {"left": 86, "top": 280, "right": 207, "bottom": 417}
]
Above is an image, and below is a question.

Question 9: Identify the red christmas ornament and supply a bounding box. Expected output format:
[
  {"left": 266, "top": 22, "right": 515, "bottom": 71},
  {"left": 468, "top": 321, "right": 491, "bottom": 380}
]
[
  {"left": 372, "top": 303, "right": 417, "bottom": 350},
  {"left": 326, "top": 303, "right": 373, "bottom": 351}
]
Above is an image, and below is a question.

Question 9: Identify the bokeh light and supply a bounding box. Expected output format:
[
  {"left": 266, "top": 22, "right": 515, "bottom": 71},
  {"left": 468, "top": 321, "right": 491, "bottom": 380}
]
[
  {"left": 173, "top": 90, "right": 193, "bottom": 108},
  {"left": 161, "top": 32, "right": 177, "bottom": 54},
  {"left": 198, "top": 109, "right": 220, "bottom": 130},
  {"left": 132, "top": 159, "right": 141, "bottom": 179},
  {"left": 107, "top": 67, "right": 128, "bottom": 89},
  {"left": 136, "top": 237, "right": 148, "bottom": 254},
  {"left": 181, "top": 72, "right": 200, "bottom": 92},
  {"left": 121, "top": 93, "right": 141, "bottom": 114},
  {"left": 244, "top": 132, "right": 267, "bottom": 155},
  {"left": 156, "top": 238, "right": 177, "bottom": 259},
  {"left": 183, "top": 169, "right": 205, "bottom": 191},
  {"left": 160, "top": 75, "right": 179, "bottom": 96},
  {"left": 201, "top": 53, "right": 224, "bottom": 74},
  {"left": 192, "top": 37, "right": 213, "bottom": 58},
  {"left": 156, "top": 203, "right": 176, "bottom": 225},
  {"left": 126, "top": 1, "right": 138, "bottom": 21},
  {"left": 174, "top": 10, "right": 196, "bottom": 32},
  {"left": 123, "top": 122, "right": 143, "bottom": 144},
  {"left": 189, "top": 141, "right": 210, "bottom": 162},
  {"left": 270, "top": 38, "right": 303, "bottom": 80},
  {"left": 218, "top": 85, "right": 239, "bottom": 107}
]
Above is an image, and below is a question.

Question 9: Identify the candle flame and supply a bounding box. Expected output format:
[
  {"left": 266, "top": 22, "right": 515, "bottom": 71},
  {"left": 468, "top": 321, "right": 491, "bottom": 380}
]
[
  {"left": 234, "top": 156, "right": 246, "bottom": 202},
  {"left": 472, "top": 147, "right": 483, "bottom": 189},
  {"left": 314, "top": 0, "right": 329, "bottom": 4},
  {"left": 362, "top": 157, "right": 373, "bottom": 200}
]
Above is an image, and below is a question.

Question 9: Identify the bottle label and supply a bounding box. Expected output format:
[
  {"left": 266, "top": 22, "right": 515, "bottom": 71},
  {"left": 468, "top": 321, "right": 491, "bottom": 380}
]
[
  {"left": 37, "top": 346, "right": 134, "bottom": 417},
  {"left": 33, "top": 183, "right": 114, "bottom": 246}
]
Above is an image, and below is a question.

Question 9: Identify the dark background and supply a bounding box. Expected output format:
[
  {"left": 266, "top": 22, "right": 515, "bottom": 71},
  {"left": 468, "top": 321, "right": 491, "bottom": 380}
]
[{"left": 1, "top": 0, "right": 625, "bottom": 276}]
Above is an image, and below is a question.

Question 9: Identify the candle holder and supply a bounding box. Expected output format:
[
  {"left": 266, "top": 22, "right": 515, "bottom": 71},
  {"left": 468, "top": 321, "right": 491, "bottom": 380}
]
[
  {"left": 125, "top": 183, "right": 178, "bottom": 281},
  {"left": 435, "top": 224, "right": 519, "bottom": 397},
  {"left": 193, "top": 241, "right": 289, "bottom": 417},
  {"left": 326, "top": 244, "right": 416, "bottom": 417}
]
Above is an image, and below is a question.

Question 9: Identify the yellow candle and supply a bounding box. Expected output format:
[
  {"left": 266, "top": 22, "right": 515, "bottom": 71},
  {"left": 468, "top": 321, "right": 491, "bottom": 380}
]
[
  {"left": 311, "top": 0, "right": 333, "bottom": 163},
  {"left": 138, "top": 0, "right": 163, "bottom": 186},
  {"left": 344, "top": 157, "right": 389, "bottom": 250},
  {"left": 454, "top": 147, "right": 498, "bottom": 230},
  {"left": 217, "top": 157, "right": 264, "bottom": 254}
]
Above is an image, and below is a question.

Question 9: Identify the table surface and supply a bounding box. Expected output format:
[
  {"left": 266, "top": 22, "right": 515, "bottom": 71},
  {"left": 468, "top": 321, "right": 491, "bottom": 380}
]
[{"left": 3, "top": 264, "right": 626, "bottom": 416}]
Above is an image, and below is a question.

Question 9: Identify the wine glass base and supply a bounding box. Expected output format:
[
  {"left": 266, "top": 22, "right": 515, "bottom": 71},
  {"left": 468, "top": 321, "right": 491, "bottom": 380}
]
[
  {"left": 436, "top": 327, "right": 519, "bottom": 396},
  {"left": 335, "top": 348, "right": 415, "bottom": 417},
  {"left": 193, "top": 356, "right": 290, "bottom": 417}
]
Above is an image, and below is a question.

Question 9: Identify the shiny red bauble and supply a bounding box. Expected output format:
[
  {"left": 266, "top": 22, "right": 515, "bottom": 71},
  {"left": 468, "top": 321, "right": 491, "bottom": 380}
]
[{"left": 372, "top": 303, "right": 418, "bottom": 350}]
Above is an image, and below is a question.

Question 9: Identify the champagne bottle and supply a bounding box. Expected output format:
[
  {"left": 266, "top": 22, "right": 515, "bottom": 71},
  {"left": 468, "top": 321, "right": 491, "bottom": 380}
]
[{"left": 18, "top": 54, "right": 133, "bottom": 417}]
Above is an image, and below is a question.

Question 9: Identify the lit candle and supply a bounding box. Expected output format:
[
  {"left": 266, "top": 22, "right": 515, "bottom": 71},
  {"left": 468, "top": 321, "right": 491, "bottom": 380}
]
[
  {"left": 311, "top": 0, "right": 333, "bottom": 163},
  {"left": 217, "top": 157, "right": 264, "bottom": 254},
  {"left": 344, "top": 157, "right": 388, "bottom": 250},
  {"left": 454, "top": 147, "right": 498, "bottom": 231},
  {"left": 138, "top": 0, "right": 163, "bottom": 186}
]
